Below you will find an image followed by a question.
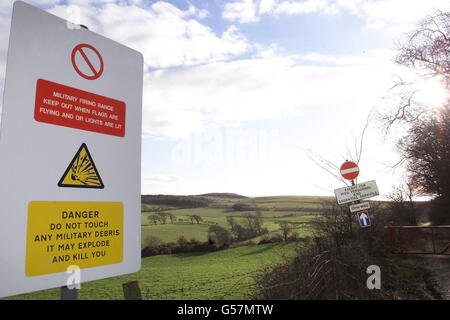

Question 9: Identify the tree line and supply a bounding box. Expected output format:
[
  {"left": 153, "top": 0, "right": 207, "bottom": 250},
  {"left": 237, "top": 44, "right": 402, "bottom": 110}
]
[{"left": 146, "top": 208, "right": 205, "bottom": 225}]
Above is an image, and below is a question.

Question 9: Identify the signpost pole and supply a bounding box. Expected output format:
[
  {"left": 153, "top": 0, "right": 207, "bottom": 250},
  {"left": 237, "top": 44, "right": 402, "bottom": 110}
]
[{"left": 60, "top": 286, "right": 78, "bottom": 300}]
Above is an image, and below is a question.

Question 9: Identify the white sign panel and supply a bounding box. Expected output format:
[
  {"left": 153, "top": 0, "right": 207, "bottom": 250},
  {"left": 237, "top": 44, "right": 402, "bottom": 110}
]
[
  {"left": 0, "top": 2, "right": 143, "bottom": 298},
  {"left": 349, "top": 202, "right": 371, "bottom": 213},
  {"left": 334, "top": 180, "right": 379, "bottom": 205}
]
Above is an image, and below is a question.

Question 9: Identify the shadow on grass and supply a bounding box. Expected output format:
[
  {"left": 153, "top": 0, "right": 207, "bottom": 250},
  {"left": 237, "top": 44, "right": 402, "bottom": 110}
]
[{"left": 173, "top": 251, "right": 214, "bottom": 258}]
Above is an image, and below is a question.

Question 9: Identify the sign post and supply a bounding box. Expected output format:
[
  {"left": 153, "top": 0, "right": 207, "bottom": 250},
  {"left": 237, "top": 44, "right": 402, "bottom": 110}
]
[
  {"left": 335, "top": 161, "right": 379, "bottom": 228},
  {"left": 0, "top": 2, "right": 143, "bottom": 298}
]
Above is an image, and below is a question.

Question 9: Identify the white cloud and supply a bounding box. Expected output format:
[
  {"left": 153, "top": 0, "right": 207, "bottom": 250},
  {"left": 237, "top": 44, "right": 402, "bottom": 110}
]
[
  {"left": 142, "top": 173, "right": 189, "bottom": 194},
  {"left": 223, "top": 0, "right": 340, "bottom": 23},
  {"left": 186, "top": 3, "right": 208, "bottom": 19},
  {"left": 143, "top": 174, "right": 182, "bottom": 183},
  {"left": 357, "top": 0, "right": 450, "bottom": 33},
  {"left": 223, "top": 0, "right": 259, "bottom": 23},
  {"left": 259, "top": 0, "right": 276, "bottom": 14},
  {"left": 48, "top": 1, "right": 248, "bottom": 69},
  {"left": 274, "top": 0, "right": 338, "bottom": 15},
  {"left": 222, "top": 0, "right": 450, "bottom": 34},
  {"left": 142, "top": 50, "right": 398, "bottom": 138}
]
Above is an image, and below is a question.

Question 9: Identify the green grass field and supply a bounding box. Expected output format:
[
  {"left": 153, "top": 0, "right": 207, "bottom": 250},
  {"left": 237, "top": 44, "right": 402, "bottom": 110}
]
[
  {"left": 139, "top": 195, "right": 330, "bottom": 246},
  {"left": 5, "top": 242, "right": 298, "bottom": 300},
  {"left": 141, "top": 207, "right": 318, "bottom": 245}
]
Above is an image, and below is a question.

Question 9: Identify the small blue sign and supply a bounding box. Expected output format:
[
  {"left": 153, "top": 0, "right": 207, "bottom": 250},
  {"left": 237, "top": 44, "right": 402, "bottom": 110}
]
[{"left": 358, "top": 210, "right": 371, "bottom": 227}]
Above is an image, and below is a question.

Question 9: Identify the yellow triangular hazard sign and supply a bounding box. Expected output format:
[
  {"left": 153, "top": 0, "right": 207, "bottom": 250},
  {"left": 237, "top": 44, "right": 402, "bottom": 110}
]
[{"left": 58, "top": 143, "right": 104, "bottom": 188}]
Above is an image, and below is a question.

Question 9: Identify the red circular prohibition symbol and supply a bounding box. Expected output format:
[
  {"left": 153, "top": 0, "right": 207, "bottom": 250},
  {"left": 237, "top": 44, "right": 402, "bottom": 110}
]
[
  {"left": 71, "top": 43, "right": 104, "bottom": 80},
  {"left": 340, "top": 161, "right": 360, "bottom": 180}
]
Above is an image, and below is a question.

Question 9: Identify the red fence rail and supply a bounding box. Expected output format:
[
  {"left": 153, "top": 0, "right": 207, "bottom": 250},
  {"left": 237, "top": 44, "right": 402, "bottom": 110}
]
[{"left": 385, "top": 225, "right": 450, "bottom": 255}]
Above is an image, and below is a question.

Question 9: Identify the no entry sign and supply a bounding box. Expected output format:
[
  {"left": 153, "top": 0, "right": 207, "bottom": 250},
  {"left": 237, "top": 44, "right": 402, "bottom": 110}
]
[
  {"left": 0, "top": 2, "right": 143, "bottom": 298},
  {"left": 340, "top": 161, "right": 359, "bottom": 180}
]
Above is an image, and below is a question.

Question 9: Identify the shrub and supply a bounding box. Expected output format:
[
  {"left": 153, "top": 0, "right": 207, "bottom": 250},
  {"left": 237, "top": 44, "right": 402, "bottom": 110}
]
[
  {"left": 232, "top": 203, "right": 254, "bottom": 211},
  {"left": 269, "top": 234, "right": 283, "bottom": 243},
  {"left": 143, "top": 235, "right": 163, "bottom": 249},
  {"left": 177, "top": 236, "right": 188, "bottom": 248},
  {"left": 208, "top": 225, "right": 233, "bottom": 248},
  {"left": 253, "top": 201, "right": 410, "bottom": 300},
  {"left": 429, "top": 197, "right": 450, "bottom": 225},
  {"left": 258, "top": 239, "right": 273, "bottom": 245}
]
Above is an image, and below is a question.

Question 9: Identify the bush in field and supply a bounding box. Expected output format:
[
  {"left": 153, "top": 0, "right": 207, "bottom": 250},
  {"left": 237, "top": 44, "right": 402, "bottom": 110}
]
[
  {"left": 189, "top": 238, "right": 201, "bottom": 245},
  {"left": 278, "top": 221, "right": 293, "bottom": 242},
  {"left": 270, "top": 234, "right": 283, "bottom": 243},
  {"left": 232, "top": 203, "right": 254, "bottom": 211},
  {"left": 144, "top": 235, "right": 163, "bottom": 248},
  {"left": 226, "top": 214, "right": 267, "bottom": 241},
  {"left": 141, "top": 237, "right": 219, "bottom": 257},
  {"left": 207, "top": 225, "right": 233, "bottom": 248},
  {"left": 147, "top": 214, "right": 160, "bottom": 225},
  {"left": 177, "top": 236, "right": 188, "bottom": 248}
]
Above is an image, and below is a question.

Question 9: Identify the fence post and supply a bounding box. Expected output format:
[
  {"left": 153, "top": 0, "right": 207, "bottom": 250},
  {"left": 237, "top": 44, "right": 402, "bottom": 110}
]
[
  {"left": 122, "top": 280, "right": 142, "bottom": 300},
  {"left": 61, "top": 285, "right": 78, "bottom": 300},
  {"left": 431, "top": 228, "right": 436, "bottom": 254}
]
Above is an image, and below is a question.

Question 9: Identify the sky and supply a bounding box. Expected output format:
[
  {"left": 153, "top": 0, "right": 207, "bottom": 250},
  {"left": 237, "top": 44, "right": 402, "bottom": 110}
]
[{"left": 0, "top": 0, "right": 449, "bottom": 198}]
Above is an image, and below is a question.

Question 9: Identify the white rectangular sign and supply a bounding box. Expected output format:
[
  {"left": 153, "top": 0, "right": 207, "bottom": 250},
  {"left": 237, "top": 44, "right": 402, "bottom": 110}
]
[
  {"left": 334, "top": 180, "right": 379, "bottom": 205},
  {"left": 349, "top": 202, "right": 371, "bottom": 213},
  {"left": 0, "top": 2, "right": 143, "bottom": 298}
]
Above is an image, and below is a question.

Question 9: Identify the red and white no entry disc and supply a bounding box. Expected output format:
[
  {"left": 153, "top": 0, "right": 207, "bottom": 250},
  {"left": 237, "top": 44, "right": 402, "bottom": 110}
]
[{"left": 340, "top": 161, "right": 359, "bottom": 180}]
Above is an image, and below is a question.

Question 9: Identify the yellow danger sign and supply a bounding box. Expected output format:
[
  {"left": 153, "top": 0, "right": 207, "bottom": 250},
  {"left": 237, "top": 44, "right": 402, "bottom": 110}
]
[
  {"left": 26, "top": 201, "right": 123, "bottom": 277},
  {"left": 58, "top": 143, "right": 104, "bottom": 188}
]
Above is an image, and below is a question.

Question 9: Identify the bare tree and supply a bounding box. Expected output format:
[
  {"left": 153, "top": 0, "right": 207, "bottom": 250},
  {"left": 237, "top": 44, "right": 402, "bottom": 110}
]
[
  {"left": 147, "top": 214, "right": 160, "bottom": 225},
  {"left": 396, "top": 10, "right": 449, "bottom": 83},
  {"left": 304, "top": 106, "right": 376, "bottom": 186},
  {"left": 379, "top": 9, "right": 450, "bottom": 224},
  {"left": 167, "top": 213, "right": 176, "bottom": 224},
  {"left": 278, "top": 221, "right": 293, "bottom": 242},
  {"left": 192, "top": 215, "right": 203, "bottom": 224},
  {"left": 388, "top": 179, "right": 417, "bottom": 225},
  {"left": 380, "top": 10, "right": 450, "bottom": 132}
]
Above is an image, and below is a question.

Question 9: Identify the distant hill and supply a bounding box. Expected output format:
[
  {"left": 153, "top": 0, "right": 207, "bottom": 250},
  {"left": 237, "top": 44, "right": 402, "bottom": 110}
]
[
  {"left": 197, "top": 193, "right": 248, "bottom": 199},
  {"left": 141, "top": 194, "right": 211, "bottom": 208}
]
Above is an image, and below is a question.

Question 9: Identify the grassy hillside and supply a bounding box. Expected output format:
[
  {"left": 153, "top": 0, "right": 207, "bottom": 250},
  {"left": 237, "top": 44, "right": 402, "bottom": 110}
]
[{"left": 5, "top": 243, "right": 297, "bottom": 300}]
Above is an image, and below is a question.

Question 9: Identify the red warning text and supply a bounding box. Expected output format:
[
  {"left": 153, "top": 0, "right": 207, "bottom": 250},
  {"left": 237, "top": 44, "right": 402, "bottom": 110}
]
[{"left": 35, "top": 79, "right": 126, "bottom": 137}]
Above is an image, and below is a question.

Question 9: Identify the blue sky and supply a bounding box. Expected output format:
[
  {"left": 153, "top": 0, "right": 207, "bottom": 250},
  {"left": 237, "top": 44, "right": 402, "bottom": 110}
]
[{"left": 0, "top": 0, "right": 449, "bottom": 197}]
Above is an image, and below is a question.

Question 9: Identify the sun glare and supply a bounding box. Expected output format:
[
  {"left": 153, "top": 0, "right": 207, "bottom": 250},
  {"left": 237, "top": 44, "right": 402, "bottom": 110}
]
[{"left": 416, "top": 77, "right": 449, "bottom": 108}]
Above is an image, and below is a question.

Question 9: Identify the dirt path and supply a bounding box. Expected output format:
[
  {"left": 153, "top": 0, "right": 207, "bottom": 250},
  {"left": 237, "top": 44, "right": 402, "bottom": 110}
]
[
  {"left": 421, "top": 255, "right": 450, "bottom": 299},
  {"left": 420, "top": 252, "right": 450, "bottom": 299}
]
